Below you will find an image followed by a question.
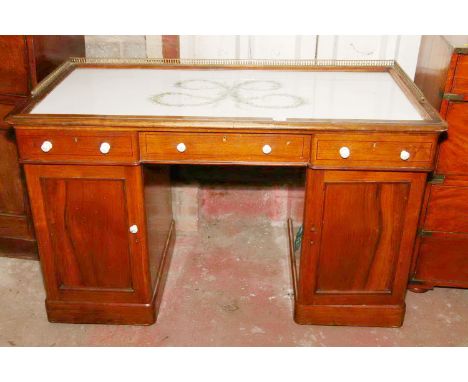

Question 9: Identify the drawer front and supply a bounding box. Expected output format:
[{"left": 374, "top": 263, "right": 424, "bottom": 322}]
[
  {"left": 414, "top": 232, "right": 468, "bottom": 287},
  {"left": 140, "top": 132, "right": 310, "bottom": 164},
  {"left": 16, "top": 130, "right": 139, "bottom": 164},
  {"left": 424, "top": 181, "right": 468, "bottom": 233},
  {"left": 312, "top": 133, "right": 437, "bottom": 170},
  {"left": 452, "top": 54, "right": 468, "bottom": 97}
]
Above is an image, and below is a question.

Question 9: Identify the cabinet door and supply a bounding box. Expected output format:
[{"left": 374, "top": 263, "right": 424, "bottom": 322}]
[
  {"left": 299, "top": 170, "right": 426, "bottom": 306},
  {"left": 24, "top": 165, "right": 151, "bottom": 304}
]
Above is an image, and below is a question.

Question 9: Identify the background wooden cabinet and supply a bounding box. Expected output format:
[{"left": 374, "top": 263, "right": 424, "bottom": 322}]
[
  {"left": 296, "top": 169, "right": 426, "bottom": 326},
  {"left": 411, "top": 36, "right": 468, "bottom": 291},
  {"left": 0, "top": 36, "right": 85, "bottom": 258}
]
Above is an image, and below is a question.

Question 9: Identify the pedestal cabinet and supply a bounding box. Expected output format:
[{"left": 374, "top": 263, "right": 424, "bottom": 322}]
[
  {"left": 296, "top": 170, "right": 426, "bottom": 326},
  {"left": 23, "top": 164, "right": 173, "bottom": 324},
  {"left": 0, "top": 36, "right": 85, "bottom": 258},
  {"left": 410, "top": 36, "right": 468, "bottom": 291}
]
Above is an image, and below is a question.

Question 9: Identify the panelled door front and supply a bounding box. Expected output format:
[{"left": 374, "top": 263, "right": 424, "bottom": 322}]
[
  {"left": 24, "top": 165, "right": 151, "bottom": 304},
  {"left": 299, "top": 169, "right": 426, "bottom": 306}
]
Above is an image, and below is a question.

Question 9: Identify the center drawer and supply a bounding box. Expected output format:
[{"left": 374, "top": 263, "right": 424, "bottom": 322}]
[{"left": 140, "top": 132, "right": 310, "bottom": 165}]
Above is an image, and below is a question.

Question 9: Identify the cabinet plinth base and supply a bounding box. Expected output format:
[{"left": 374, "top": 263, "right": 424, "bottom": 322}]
[
  {"left": 294, "top": 302, "right": 405, "bottom": 327},
  {"left": 0, "top": 237, "right": 38, "bottom": 260},
  {"left": 45, "top": 300, "right": 157, "bottom": 325}
]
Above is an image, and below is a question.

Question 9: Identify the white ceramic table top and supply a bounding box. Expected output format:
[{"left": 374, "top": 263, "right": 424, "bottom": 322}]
[{"left": 30, "top": 68, "right": 424, "bottom": 121}]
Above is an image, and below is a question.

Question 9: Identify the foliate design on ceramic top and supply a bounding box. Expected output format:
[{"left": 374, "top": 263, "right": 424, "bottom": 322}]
[{"left": 150, "top": 79, "right": 306, "bottom": 109}]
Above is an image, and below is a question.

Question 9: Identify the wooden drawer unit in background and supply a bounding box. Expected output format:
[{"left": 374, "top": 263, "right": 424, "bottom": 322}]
[
  {"left": 140, "top": 132, "right": 310, "bottom": 165},
  {"left": 411, "top": 36, "right": 468, "bottom": 291},
  {"left": 412, "top": 177, "right": 468, "bottom": 289},
  {"left": 0, "top": 104, "right": 34, "bottom": 244},
  {"left": 16, "top": 129, "right": 139, "bottom": 164},
  {"left": 311, "top": 133, "right": 437, "bottom": 171},
  {"left": 0, "top": 36, "right": 85, "bottom": 258}
]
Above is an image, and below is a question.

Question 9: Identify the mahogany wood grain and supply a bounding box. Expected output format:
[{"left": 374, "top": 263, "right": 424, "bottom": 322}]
[
  {"left": 141, "top": 132, "right": 311, "bottom": 165},
  {"left": 29, "top": 36, "right": 85, "bottom": 85},
  {"left": 436, "top": 102, "right": 468, "bottom": 174},
  {"left": 312, "top": 133, "right": 437, "bottom": 171},
  {"left": 0, "top": 36, "right": 30, "bottom": 96},
  {"left": 0, "top": 237, "right": 37, "bottom": 260},
  {"left": 414, "top": 36, "right": 452, "bottom": 110},
  {"left": 413, "top": 232, "right": 468, "bottom": 288},
  {"left": 440, "top": 54, "right": 461, "bottom": 117},
  {"left": 0, "top": 213, "right": 32, "bottom": 239},
  {"left": 0, "top": 115, "right": 25, "bottom": 215},
  {"left": 297, "top": 169, "right": 426, "bottom": 326},
  {"left": 0, "top": 36, "right": 85, "bottom": 259},
  {"left": 409, "top": 175, "right": 468, "bottom": 291},
  {"left": 316, "top": 181, "right": 408, "bottom": 293},
  {"left": 294, "top": 302, "right": 405, "bottom": 327},
  {"left": 0, "top": 105, "right": 34, "bottom": 243},
  {"left": 412, "top": 42, "right": 468, "bottom": 291},
  {"left": 0, "top": 104, "right": 16, "bottom": 129},
  {"left": 16, "top": 129, "right": 139, "bottom": 164},
  {"left": 24, "top": 165, "right": 151, "bottom": 302},
  {"left": 452, "top": 54, "right": 468, "bottom": 97},
  {"left": 424, "top": 179, "right": 468, "bottom": 233}
]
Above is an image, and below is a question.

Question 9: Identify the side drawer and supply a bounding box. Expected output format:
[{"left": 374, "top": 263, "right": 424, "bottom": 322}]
[
  {"left": 424, "top": 178, "right": 468, "bottom": 233},
  {"left": 311, "top": 133, "right": 437, "bottom": 170},
  {"left": 140, "top": 132, "right": 310, "bottom": 165},
  {"left": 16, "top": 129, "right": 139, "bottom": 164}
]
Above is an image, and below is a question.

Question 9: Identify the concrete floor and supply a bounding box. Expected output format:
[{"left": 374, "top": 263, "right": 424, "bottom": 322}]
[{"left": 0, "top": 218, "right": 467, "bottom": 346}]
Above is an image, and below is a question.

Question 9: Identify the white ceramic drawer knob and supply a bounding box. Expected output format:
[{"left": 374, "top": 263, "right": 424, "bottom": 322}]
[
  {"left": 400, "top": 150, "right": 410, "bottom": 161},
  {"left": 176, "top": 142, "right": 186, "bottom": 153},
  {"left": 339, "top": 146, "right": 350, "bottom": 159},
  {"left": 262, "top": 144, "right": 272, "bottom": 155},
  {"left": 41, "top": 140, "right": 53, "bottom": 153},
  {"left": 129, "top": 225, "right": 138, "bottom": 234},
  {"left": 100, "top": 142, "right": 111, "bottom": 154}
]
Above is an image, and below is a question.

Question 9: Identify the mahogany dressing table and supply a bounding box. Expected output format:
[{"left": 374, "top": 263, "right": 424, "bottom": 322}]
[{"left": 7, "top": 58, "right": 446, "bottom": 327}]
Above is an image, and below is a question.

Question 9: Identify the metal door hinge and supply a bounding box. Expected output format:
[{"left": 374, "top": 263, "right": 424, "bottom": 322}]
[
  {"left": 418, "top": 229, "right": 433, "bottom": 238},
  {"left": 441, "top": 92, "right": 463, "bottom": 101},
  {"left": 428, "top": 174, "right": 445, "bottom": 184}
]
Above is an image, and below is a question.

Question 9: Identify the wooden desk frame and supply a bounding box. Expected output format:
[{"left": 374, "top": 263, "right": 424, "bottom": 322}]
[{"left": 8, "top": 58, "right": 447, "bottom": 327}]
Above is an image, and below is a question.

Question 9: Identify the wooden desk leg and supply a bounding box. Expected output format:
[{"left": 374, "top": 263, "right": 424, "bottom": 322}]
[
  {"left": 24, "top": 164, "right": 174, "bottom": 325},
  {"left": 294, "top": 168, "right": 426, "bottom": 327}
]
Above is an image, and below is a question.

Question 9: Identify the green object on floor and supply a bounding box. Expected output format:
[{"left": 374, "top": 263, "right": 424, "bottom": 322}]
[{"left": 294, "top": 225, "right": 303, "bottom": 252}]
